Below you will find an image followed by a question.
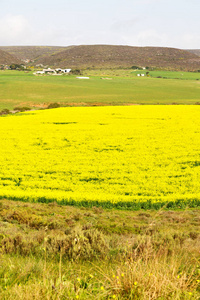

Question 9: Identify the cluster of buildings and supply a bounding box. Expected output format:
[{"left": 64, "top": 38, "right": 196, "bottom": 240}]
[{"left": 34, "top": 68, "right": 71, "bottom": 75}]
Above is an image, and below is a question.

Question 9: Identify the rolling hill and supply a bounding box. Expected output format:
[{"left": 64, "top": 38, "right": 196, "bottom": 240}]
[
  {"left": 0, "top": 46, "right": 67, "bottom": 62},
  {"left": 34, "top": 45, "right": 200, "bottom": 70},
  {"left": 0, "top": 45, "right": 200, "bottom": 70},
  {"left": 187, "top": 49, "right": 200, "bottom": 57},
  {"left": 0, "top": 49, "right": 21, "bottom": 65}
]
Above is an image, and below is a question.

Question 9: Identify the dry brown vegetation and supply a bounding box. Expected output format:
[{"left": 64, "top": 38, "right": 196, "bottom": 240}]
[
  {"left": 1, "top": 45, "right": 200, "bottom": 70},
  {"left": 0, "top": 49, "right": 21, "bottom": 65},
  {"left": 0, "top": 199, "right": 200, "bottom": 299},
  {"left": 0, "top": 46, "right": 67, "bottom": 61},
  {"left": 34, "top": 45, "right": 200, "bottom": 70},
  {"left": 187, "top": 50, "right": 200, "bottom": 57}
]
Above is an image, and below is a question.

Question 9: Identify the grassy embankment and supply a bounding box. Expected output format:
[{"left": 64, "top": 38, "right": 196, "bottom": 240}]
[
  {"left": 0, "top": 70, "right": 200, "bottom": 110},
  {"left": 0, "top": 199, "right": 200, "bottom": 299}
]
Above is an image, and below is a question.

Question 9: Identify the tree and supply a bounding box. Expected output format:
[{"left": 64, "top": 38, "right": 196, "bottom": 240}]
[
  {"left": 70, "top": 69, "right": 82, "bottom": 75},
  {"left": 10, "top": 64, "right": 25, "bottom": 70}
]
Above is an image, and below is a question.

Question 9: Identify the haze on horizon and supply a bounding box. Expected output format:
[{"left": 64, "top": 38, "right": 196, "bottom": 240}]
[{"left": 0, "top": 0, "right": 199, "bottom": 49}]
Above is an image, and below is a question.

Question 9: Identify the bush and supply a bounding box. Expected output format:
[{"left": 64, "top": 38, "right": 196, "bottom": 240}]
[
  {"left": 14, "top": 107, "right": 31, "bottom": 112},
  {"left": 0, "top": 109, "right": 10, "bottom": 115},
  {"left": 46, "top": 226, "right": 108, "bottom": 260},
  {"left": 47, "top": 103, "right": 60, "bottom": 109},
  {"left": 10, "top": 64, "right": 25, "bottom": 70},
  {"left": 70, "top": 69, "right": 82, "bottom": 75},
  {"left": 131, "top": 66, "right": 137, "bottom": 69}
]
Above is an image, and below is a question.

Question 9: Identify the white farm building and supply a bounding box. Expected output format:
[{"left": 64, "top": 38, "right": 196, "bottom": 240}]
[
  {"left": 55, "top": 68, "right": 71, "bottom": 73},
  {"left": 34, "top": 68, "right": 72, "bottom": 75}
]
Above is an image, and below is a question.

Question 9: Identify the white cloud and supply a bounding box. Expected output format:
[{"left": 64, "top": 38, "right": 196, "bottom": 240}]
[
  {"left": 181, "top": 33, "right": 200, "bottom": 49},
  {"left": 135, "top": 0, "right": 162, "bottom": 3},
  {"left": 120, "top": 29, "right": 167, "bottom": 47},
  {"left": 135, "top": 30, "right": 167, "bottom": 46},
  {"left": 0, "top": 13, "right": 199, "bottom": 49},
  {"left": 0, "top": 14, "right": 71, "bottom": 46},
  {"left": 0, "top": 14, "right": 33, "bottom": 45},
  {"left": 111, "top": 18, "right": 140, "bottom": 33}
]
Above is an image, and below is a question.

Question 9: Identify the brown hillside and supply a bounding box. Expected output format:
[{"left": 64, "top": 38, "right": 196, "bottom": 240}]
[
  {"left": 187, "top": 49, "right": 200, "bottom": 57},
  {"left": 35, "top": 45, "right": 200, "bottom": 70},
  {"left": 0, "top": 49, "right": 21, "bottom": 65},
  {"left": 0, "top": 46, "right": 67, "bottom": 62}
]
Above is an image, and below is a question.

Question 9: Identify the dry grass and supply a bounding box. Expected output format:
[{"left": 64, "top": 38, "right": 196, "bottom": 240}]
[
  {"left": 97, "top": 241, "right": 200, "bottom": 299},
  {"left": 0, "top": 199, "right": 200, "bottom": 299}
]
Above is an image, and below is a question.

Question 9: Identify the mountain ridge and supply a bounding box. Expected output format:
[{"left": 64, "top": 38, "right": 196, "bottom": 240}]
[
  {"left": 35, "top": 45, "right": 200, "bottom": 71},
  {"left": 0, "top": 45, "right": 200, "bottom": 70}
]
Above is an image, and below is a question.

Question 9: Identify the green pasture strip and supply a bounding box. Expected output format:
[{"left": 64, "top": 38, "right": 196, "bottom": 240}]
[
  {"left": 1, "top": 195, "right": 200, "bottom": 210},
  {"left": 147, "top": 70, "right": 200, "bottom": 80},
  {"left": 84, "top": 68, "right": 200, "bottom": 80},
  {"left": 0, "top": 70, "right": 200, "bottom": 109}
]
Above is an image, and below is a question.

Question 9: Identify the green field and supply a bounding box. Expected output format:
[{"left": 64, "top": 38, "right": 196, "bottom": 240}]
[
  {"left": 87, "top": 69, "right": 200, "bottom": 80},
  {"left": 146, "top": 70, "right": 200, "bottom": 80},
  {"left": 0, "top": 70, "right": 200, "bottom": 110}
]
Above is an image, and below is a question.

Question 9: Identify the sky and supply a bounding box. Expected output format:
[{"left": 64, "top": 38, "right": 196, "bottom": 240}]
[{"left": 0, "top": 0, "right": 199, "bottom": 49}]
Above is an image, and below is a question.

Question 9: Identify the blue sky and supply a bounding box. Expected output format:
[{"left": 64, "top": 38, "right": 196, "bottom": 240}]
[{"left": 0, "top": 0, "right": 199, "bottom": 49}]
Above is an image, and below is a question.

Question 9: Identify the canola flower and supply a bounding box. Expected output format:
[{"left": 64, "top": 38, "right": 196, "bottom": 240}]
[{"left": 0, "top": 106, "right": 200, "bottom": 209}]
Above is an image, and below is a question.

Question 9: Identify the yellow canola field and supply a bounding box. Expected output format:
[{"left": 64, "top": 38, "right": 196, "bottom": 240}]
[{"left": 0, "top": 106, "right": 200, "bottom": 209}]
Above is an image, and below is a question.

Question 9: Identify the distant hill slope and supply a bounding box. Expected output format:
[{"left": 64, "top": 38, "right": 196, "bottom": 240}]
[
  {"left": 0, "top": 49, "right": 21, "bottom": 65},
  {"left": 0, "top": 46, "right": 67, "bottom": 62},
  {"left": 1, "top": 45, "right": 200, "bottom": 70},
  {"left": 187, "top": 49, "right": 200, "bottom": 57},
  {"left": 34, "top": 45, "right": 200, "bottom": 70}
]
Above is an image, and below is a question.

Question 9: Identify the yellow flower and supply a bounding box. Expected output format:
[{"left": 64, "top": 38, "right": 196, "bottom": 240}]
[{"left": 1, "top": 106, "right": 200, "bottom": 210}]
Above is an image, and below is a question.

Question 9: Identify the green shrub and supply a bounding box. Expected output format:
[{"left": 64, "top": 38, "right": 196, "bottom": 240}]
[
  {"left": 0, "top": 109, "right": 10, "bottom": 115},
  {"left": 70, "top": 69, "right": 82, "bottom": 75},
  {"left": 14, "top": 107, "right": 31, "bottom": 112},
  {"left": 47, "top": 103, "right": 60, "bottom": 109}
]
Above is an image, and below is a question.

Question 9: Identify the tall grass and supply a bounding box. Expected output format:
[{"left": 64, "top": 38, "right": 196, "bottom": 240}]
[{"left": 0, "top": 200, "right": 199, "bottom": 299}]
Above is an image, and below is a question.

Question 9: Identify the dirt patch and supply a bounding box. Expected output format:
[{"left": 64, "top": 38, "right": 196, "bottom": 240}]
[{"left": 19, "top": 102, "right": 142, "bottom": 110}]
